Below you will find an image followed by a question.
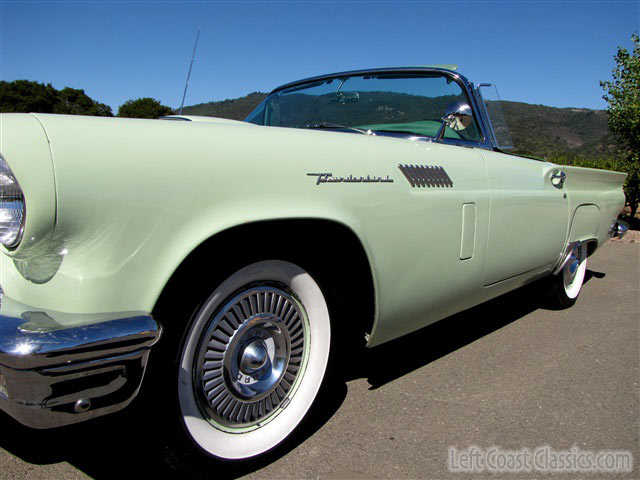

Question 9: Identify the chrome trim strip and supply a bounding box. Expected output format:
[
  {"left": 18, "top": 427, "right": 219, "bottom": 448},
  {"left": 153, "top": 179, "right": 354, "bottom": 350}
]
[{"left": 472, "top": 84, "right": 508, "bottom": 151}]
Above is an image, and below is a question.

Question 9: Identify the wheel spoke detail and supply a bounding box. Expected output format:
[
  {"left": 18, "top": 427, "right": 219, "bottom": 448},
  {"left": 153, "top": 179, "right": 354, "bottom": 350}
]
[{"left": 194, "top": 285, "right": 307, "bottom": 428}]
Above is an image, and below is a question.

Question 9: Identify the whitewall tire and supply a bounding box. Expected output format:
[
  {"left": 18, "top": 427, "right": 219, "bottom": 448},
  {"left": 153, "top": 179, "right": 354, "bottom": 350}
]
[
  {"left": 562, "top": 243, "right": 587, "bottom": 300},
  {"left": 177, "top": 260, "right": 331, "bottom": 460},
  {"left": 549, "top": 243, "right": 588, "bottom": 308}
]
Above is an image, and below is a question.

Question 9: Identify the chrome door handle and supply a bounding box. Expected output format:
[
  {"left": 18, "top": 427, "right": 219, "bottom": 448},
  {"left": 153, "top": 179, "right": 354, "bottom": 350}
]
[{"left": 551, "top": 170, "right": 566, "bottom": 188}]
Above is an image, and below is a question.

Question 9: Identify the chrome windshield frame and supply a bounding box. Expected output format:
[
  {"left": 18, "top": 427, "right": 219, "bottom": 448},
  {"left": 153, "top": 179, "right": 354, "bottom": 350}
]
[
  {"left": 254, "top": 67, "right": 497, "bottom": 151},
  {"left": 472, "top": 83, "right": 513, "bottom": 151}
]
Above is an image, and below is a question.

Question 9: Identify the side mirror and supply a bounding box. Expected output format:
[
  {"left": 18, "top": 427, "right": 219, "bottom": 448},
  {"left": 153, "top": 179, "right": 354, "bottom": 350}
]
[{"left": 436, "top": 102, "right": 473, "bottom": 140}]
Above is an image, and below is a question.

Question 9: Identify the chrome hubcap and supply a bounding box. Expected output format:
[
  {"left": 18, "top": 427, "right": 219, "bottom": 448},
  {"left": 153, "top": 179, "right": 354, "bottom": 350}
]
[
  {"left": 194, "top": 286, "right": 307, "bottom": 428},
  {"left": 565, "top": 248, "right": 581, "bottom": 283},
  {"left": 563, "top": 244, "right": 586, "bottom": 299},
  {"left": 240, "top": 340, "right": 268, "bottom": 373}
]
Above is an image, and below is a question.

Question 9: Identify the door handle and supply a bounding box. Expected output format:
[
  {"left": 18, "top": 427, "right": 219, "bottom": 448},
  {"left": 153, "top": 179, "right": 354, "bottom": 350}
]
[{"left": 551, "top": 170, "right": 566, "bottom": 188}]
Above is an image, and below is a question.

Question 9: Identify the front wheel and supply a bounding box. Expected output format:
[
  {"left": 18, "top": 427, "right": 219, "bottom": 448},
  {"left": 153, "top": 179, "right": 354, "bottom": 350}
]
[
  {"left": 548, "top": 243, "right": 588, "bottom": 308},
  {"left": 177, "top": 260, "right": 331, "bottom": 460}
]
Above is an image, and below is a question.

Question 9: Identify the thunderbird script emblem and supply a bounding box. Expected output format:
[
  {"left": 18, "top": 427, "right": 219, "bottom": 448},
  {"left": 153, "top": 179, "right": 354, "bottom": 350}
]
[{"left": 307, "top": 173, "right": 394, "bottom": 185}]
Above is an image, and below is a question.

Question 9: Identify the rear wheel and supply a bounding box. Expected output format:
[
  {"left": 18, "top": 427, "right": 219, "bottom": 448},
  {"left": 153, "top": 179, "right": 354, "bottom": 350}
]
[
  {"left": 177, "top": 260, "right": 331, "bottom": 460},
  {"left": 548, "top": 243, "right": 588, "bottom": 308}
]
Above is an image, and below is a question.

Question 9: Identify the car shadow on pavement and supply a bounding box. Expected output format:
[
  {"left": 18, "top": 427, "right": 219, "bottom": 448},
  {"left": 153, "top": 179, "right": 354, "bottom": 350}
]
[
  {"left": 585, "top": 269, "right": 606, "bottom": 281},
  {"left": 0, "top": 363, "right": 349, "bottom": 480},
  {"left": 0, "top": 377, "right": 349, "bottom": 480},
  {"left": 353, "top": 268, "right": 604, "bottom": 389},
  {"left": 0, "top": 269, "right": 606, "bottom": 479},
  {"left": 352, "top": 279, "right": 546, "bottom": 389}
]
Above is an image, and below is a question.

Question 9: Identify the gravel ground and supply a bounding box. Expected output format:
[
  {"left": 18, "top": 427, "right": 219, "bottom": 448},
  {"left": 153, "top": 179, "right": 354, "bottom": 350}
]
[{"left": 611, "top": 228, "right": 640, "bottom": 244}]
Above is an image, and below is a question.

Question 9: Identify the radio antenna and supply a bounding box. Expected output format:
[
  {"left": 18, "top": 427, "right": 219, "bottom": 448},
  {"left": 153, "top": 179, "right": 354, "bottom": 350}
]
[{"left": 179, "top": 25, "right": 201, "bottom": 115}]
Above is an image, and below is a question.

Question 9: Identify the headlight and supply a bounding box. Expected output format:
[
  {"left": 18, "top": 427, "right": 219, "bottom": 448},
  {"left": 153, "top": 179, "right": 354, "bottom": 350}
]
[{"left": 0, "top": 155, "right": 26, "bottom": 248}]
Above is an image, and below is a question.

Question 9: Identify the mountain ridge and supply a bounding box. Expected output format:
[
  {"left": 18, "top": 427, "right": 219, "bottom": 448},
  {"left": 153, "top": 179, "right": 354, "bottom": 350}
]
[{"left": 181, "top": 94, "right": 616, "bottom": 160}]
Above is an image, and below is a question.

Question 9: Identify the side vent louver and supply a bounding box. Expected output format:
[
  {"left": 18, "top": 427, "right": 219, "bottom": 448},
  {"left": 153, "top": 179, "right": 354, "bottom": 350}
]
[{"left": 398, "top": 164, "right": 453, "bottom": 188}]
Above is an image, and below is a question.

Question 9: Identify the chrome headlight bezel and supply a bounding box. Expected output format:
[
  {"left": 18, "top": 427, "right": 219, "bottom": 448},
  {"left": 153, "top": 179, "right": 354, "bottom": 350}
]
[{"left": 0, "top": 155, "right": 26, "bottom": 249}]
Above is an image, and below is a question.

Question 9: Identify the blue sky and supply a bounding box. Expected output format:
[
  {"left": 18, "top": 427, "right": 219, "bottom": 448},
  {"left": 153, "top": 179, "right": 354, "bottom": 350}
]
[{"left": 1, "top": 1, "right": 638, "bottom": 113}]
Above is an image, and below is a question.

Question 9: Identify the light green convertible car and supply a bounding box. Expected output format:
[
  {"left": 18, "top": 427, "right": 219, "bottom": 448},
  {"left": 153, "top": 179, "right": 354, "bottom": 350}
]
[{"left": 0, "top": 66, "right": 628, "bottom": 461}]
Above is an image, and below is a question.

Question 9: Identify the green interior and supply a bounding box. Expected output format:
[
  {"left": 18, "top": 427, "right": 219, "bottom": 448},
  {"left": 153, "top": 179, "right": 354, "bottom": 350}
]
[{"left": 357, "top": 120, "right": 462, "bottom": 139}]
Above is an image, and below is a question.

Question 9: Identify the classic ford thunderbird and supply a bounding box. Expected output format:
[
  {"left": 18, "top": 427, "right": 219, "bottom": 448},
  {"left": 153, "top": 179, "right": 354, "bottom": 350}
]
[{"left": 0, "top": 66, "right": 628, "bottom": 461}]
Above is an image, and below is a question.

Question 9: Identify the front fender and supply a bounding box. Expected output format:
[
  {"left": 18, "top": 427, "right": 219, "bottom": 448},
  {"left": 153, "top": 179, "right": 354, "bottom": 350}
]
[{"left": 1, "top": 115, "right": 386, "bottom": 321}]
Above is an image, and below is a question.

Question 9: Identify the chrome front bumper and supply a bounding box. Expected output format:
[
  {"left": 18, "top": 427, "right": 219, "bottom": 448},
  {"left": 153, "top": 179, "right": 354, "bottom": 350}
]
[{"left": 0, "top": 294, "right": 161, "bottom": 429}]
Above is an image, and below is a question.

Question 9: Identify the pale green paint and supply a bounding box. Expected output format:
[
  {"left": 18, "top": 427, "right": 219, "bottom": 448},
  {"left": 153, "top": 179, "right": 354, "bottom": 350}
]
[
  {"left": 0, "top": 113, "right": 626, "bottom": 347},
  {"left": 479, "top": 150, "right": 570, "bottom": 286},
  {"left": 561, "top": 165, "right": 627, "bottom": 249},
  {"left": 568, "top": 205, "right": 601, "bottom": 244}
]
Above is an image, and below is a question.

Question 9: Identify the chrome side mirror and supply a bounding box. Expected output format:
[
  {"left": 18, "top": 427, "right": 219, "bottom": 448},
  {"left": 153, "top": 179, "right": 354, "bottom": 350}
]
[{"left": 436, "top": 102, "right": 473, "bottom": 140}]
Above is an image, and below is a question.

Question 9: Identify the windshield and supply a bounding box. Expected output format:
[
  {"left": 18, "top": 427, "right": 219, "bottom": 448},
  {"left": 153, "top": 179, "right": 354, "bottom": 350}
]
[{"left": 246, "top": 73, "right": 482, "bottom": 142}]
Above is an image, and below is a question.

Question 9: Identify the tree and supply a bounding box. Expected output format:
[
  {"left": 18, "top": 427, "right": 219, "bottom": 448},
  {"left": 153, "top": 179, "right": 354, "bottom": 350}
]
[
  {"left": 0, "top": 80, "right": 112, "bottom": 116},
  {"left": 600, "top": 33, "right": 640, "bottom": 222},
  {"left": 117, "top": 97, "right": 173, "bottom": 119},
  {"left": 55, "top": 87, "right": 113, "bottom": 116}
]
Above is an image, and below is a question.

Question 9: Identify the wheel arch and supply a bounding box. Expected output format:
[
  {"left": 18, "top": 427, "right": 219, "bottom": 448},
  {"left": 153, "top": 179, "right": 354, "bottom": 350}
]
[
  {"left": 565, "top": 204, "right": 601, "bottom": 259},
  {"left": 151, "top": 218, "right": 376, "bottom": 348}
]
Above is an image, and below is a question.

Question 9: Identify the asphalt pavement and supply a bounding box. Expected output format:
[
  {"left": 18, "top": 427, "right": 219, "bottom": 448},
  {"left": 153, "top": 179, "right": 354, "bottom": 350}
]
[{"left": 1, "top": 239, "right": 638, "bottom": 480}]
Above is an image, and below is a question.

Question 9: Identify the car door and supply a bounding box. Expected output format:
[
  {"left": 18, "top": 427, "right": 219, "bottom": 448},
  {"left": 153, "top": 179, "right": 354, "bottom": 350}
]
[{"left": 479, "top": 150, "right": 569, "bottom": 286}]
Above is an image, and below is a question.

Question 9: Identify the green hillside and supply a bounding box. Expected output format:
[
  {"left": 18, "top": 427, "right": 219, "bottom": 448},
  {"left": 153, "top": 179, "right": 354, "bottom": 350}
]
[
  {"left": 501, "top": 101, "right": 616, "bottom": 159},
  {"left": 182, "top": 94, "right": 616, "bottom": 161},
  {"left": 181, "top": 92, "right": 267, "bottom": 120}
]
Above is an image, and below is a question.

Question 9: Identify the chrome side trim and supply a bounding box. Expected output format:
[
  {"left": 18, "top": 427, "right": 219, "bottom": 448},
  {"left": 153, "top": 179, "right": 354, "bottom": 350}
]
[{"left": 0, "top": 294, "right": 161, "bottom": 428}]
